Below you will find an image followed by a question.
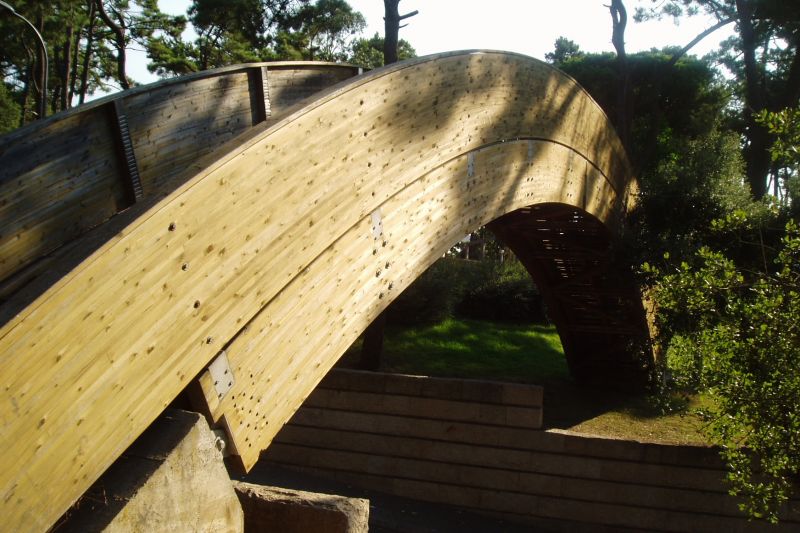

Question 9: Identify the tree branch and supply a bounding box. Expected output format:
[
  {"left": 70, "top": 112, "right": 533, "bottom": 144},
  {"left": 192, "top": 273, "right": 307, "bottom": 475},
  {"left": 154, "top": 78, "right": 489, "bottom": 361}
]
[
  {"left": 398, "top": 10, "right": 418, "bottom": 21},
  {"left": 667, "top": 17, "right": 735, "bottom": 67}
]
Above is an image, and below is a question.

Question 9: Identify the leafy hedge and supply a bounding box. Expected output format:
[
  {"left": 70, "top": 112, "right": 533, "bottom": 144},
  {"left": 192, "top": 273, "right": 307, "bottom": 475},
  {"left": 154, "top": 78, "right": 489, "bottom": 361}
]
[{"left": 386, "top": 257, "right": 547, "bottom": 326}]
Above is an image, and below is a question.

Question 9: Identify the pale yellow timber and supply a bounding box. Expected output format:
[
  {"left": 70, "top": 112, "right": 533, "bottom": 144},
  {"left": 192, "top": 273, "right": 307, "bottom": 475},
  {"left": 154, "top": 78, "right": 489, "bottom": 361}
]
[{"left": 0, "top": 51, "right": 633, "bottom": 532}]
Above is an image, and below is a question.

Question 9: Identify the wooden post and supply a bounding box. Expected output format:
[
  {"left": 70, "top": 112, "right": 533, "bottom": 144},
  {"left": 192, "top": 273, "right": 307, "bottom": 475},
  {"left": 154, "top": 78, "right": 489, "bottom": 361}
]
[{"left": 248, "top": 66, "right": 270, "bottom": 124}]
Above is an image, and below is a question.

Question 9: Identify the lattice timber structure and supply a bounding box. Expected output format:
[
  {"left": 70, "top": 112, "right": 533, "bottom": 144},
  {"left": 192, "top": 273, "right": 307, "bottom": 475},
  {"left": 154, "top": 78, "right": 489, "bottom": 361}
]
[{"left": 0, "top": 52, "right": 652, "bottom": 531}]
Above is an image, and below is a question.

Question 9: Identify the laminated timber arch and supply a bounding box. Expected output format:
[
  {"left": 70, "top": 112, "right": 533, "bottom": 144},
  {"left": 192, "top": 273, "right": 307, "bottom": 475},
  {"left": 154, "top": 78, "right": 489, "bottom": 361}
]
[{"left": 0, "top": 51, "right": 651, "bottom": 531}]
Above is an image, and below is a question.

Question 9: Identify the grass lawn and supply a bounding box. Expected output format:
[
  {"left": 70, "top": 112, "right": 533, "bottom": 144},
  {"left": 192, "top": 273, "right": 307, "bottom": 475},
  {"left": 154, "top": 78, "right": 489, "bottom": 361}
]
[{"left": 339, "top": 318, "right": 709, "bottom": 445}]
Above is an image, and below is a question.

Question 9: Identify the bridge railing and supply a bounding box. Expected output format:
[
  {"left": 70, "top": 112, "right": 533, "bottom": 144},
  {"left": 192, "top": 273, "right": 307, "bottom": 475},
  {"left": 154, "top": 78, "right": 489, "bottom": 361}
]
[{"left": 0, "top": 62, "right": 362, "bottom": 302}]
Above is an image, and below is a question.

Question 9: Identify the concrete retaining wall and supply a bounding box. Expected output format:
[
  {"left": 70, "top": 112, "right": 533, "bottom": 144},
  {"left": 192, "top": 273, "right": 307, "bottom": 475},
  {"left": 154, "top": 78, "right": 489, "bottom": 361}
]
[{"left": 264, "top": 369, "right": 800, "bottom": 532}]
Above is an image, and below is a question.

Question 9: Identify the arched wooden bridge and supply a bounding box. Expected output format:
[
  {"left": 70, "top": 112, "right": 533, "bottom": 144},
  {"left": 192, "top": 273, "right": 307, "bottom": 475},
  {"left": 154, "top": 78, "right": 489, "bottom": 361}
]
[{"left": 0, "top": 52, "right": 651, "bottom": 531}]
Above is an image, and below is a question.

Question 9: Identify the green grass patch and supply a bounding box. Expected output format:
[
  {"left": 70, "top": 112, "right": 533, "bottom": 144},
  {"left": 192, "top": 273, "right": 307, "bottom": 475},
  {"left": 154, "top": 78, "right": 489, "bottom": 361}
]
[
  {"left": 379, "top": 318, "right": 567, "bottom": 383},
  {"left": 340, "top": 318, "right": 709, "bottom": 445}
]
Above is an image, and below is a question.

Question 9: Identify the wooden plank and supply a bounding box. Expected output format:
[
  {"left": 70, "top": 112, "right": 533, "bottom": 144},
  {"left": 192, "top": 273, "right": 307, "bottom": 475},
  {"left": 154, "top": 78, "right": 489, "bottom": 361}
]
[
  {"left": 264, "top": 439, "right": 744, "bottom": 518},
  {"left": 272, "top": 425, "right": 726, "bottom": 492},
  {"left": 204, "top": 139, "right": 622, "bottom": 469},
  {"left": 265, "top": 450, "right": 796, "bottom": 532},
  {"left": 0, "top": 63, "right": 361, "bottom": 292},
  {"left": 288, "top": 405, "right": 725, "bottom": 471},
  {"left": 317, "top": 369, "right": 544, "bottom": 408},
  {"left": 302, "top": 388, "right": 543, "bottom": 429},
  {"left": 0, "top": 52, "right": 634, "bottom": 531},
  {"left": 0, "top": 107, "right": 126, "bottom": 283}
]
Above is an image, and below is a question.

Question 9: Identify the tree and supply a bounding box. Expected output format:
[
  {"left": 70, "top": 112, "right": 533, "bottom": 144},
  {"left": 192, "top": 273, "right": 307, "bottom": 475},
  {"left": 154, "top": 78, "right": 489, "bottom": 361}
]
[
  {"left": 544, "top": 36, "right": 583, "bottom": 65},
  {"left": 647, "top": 215, "right": 800, "bottom": 522},
  {"left": 758, "top": 107, "right": 800, "bottom": 210},
  {"left": 94, "top": 0, "right": 186, "bottom": 90},
  {"left": 636, "top": 0, "right": 800, "bottom": 199},
  {"left": 557, "top": 49, "right": 729, "bottom": 176},
  {"left": 0, "top": 82, "right": 20, "bottom": 134},
  {"left": 349, "top": 32, "right": 415, "bottom": 69},
  {"left": 282, "top": 0, "right": 365, "bottom": 61},
  {"left": 609, "top": 0, "right": 631, "bottom": 147},
  {"left": 184, "top": 0, "right": 271, "bottom": 70},
  {"left": 148, "top": 0, "right": 369, "bottom": 75},
  {"left": 641, "top": 104, "right": 800, "bottom": 524},
  {"left": 0, "top": 0, "right": 187, "bottom": 123},
  {"left": 382, "top": 0, "right": 416, "bottom": 64}
]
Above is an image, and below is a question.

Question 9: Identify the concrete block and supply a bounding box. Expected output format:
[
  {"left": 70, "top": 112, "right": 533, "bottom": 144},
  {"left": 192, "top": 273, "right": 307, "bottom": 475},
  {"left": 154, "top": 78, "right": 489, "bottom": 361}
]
[
  {"left": 55, "top": 409, "right": 243, "bottom": 533},
  {"left": 233, "top": 481, "right": 369, "bottom": 533}
]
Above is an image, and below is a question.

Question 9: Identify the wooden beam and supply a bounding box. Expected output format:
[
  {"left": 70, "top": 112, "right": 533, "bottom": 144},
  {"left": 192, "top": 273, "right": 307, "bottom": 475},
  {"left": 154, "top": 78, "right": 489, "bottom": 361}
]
[{"left": 0, "top": 51, "right": 639, "bottom": 531}]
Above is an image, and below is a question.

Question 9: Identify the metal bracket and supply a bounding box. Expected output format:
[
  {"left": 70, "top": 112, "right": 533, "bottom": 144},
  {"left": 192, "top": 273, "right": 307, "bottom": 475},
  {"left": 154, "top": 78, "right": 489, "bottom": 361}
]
[
  {"left": 208, "top": 350, "right": 234, "bottom": 400},
  {"left": 108, "top": 100, "right": 143, "bottom": 206},
  {"left": 371, "top": 209, "right": 383, "bottom": 240},
  {"left": 467, "top": 152, "right": 476, "bottom": 178},
  {"left": 528, "top": 140, "right": 535, "bottom": 163}
]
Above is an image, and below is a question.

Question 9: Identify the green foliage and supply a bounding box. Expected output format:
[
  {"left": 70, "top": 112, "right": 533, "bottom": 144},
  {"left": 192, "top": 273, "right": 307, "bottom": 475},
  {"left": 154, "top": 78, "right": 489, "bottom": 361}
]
[
  {"left": 559, "top": 50, "right": 728, "bottom": 176},
  {"left": 386, "top": 258, "right": 474, "bottom": 326},
  {"left": 457, "top": 260, "right": 546, "bottom": 324},
  {"left": 0, "top": 83, "right": 20, "bottom": 134},
  {"left": 636, "top": 0, "right": 800, "bottom": 198},
  {"left": 544, "top": 36, "right": 582, "bottom": 65},
  {"left": 385, "top": 256, "right": 546, "bottom": 327},
  {"left": 757, "top": 108, "right": 800, "bottom": 213},
  {"left": 760, "top": 108, "right": 800, "bottom": 170},
  {"left": 633, "top": 124, "right": 757, "bottom": 262},
  {"left": 647, "top": 220, "right": 800, "bottom": 522},
  {"left": 283, "top": 0, "right": 365, "bottom": 61},
  {"left": 349, "top": 32, "right": 415, "bottom": 69}
]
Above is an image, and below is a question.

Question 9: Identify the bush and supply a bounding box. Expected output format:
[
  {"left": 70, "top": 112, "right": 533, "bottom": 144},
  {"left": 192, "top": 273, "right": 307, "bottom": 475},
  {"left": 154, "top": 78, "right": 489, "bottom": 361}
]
[
  {"left": 386, "top": 256, "right": 547, "bottom": 327},
  {"left": 457, "top": 260, "right": 547, "bottom": 323},
  {"left": 386, "top": 257, "right": 477, "bottom": 326}
]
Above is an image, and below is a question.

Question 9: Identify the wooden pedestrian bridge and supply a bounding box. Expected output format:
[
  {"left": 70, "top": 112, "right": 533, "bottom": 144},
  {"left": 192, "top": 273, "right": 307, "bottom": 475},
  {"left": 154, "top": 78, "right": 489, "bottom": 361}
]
[{"left": 0, "top": 51, "right": 651, "bottom": 531}]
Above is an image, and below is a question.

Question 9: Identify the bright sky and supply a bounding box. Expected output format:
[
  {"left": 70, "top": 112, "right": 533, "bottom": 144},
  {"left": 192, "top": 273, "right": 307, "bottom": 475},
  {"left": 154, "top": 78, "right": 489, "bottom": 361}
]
[{"left": 126, "top": 0, "right": 734, "bottom": 86}]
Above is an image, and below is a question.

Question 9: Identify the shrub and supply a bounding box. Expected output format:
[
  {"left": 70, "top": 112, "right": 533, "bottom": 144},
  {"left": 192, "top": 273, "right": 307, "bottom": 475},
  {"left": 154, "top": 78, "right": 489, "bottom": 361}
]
[
  {"left": 457, "top": 259, "right": 547, "bottom": 323},
  {"left": 386, "top": 257, "right": 476, "bottom": 326}
]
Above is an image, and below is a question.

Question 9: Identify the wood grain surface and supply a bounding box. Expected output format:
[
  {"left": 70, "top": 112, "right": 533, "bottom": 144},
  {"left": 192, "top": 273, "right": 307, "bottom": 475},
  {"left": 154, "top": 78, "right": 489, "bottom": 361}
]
[{"left": 0, "top": 51, "right": 640, "bottom": 531}]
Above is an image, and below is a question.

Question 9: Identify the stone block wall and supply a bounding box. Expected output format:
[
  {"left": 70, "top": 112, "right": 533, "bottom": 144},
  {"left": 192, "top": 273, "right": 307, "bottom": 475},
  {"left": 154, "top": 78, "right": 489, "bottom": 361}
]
[{"left": 264, "top": 369, "right": 800, "bottom": 532}]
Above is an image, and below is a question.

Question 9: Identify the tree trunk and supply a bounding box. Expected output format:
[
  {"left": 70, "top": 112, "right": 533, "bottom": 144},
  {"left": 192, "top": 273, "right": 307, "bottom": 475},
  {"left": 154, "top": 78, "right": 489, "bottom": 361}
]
[
  {"left": 61, "top": 25, "right": 74, "bottom": 110},
  {"left": 736, "top": 0, "right": 769, "bottom": 198},
  {"left": 383, "top": 0, "right": 416, "bottom": 66},
  {"left": 20, "top": 61, "right": 32, "bottom": 125},
  {"left": 609, "top": 0, "right": 630, "bottom": 149},
  {"left": 79, "top": 1, "right": 97, "bottom": 104},
  {"left": 95, "top": 0, "right": 130, "bottom": 90},
  {"left": 68, "top": 22, "right": 82, "bottom": 105},
  {"left": 52, "top": 44, "right": 63, "bottom": 114},
  {"left": 383, "top": 0, "right": 399, "bottom": 65}
]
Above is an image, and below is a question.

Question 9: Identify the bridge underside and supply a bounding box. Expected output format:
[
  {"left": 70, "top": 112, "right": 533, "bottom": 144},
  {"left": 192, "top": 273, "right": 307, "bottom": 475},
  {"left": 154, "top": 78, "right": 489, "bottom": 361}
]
[
  {"left": 0, "top": 53, "right": 651, "bottom": 531},
  {"left": 489, "top": 204, "right": 650, "bottom": 387}
]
